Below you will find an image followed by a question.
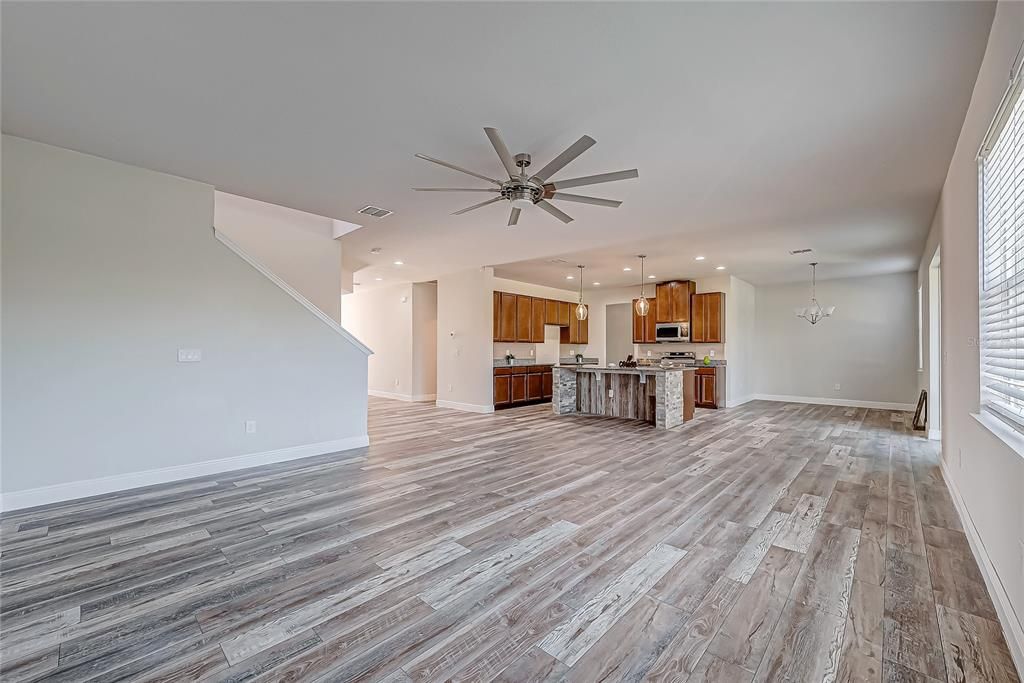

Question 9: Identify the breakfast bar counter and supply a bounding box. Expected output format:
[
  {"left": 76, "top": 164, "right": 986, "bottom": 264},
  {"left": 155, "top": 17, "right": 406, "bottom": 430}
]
[{"left": 552, "top": 365, "right": 697, "bottom": 429}]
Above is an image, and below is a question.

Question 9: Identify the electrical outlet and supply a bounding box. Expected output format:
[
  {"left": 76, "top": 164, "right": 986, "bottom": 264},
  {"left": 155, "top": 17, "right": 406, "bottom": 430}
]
[
  {"left": 394, "top": 378, "right": 400, "bottom": 387},
  {"left": 530, "top": 348, "right": 535, "bottom": 356},
  {"left": 245, "top": 420, "right": 256, "bottom": 434},
  {"left": 834, "top": 383, "right": 841, "bottom": 391},
  {"left": 447, "top": 384, "right": 453, "bottom": 392},
  {"left": 177, "top": 348, "right": 202, "bottom": 363},
  {"left": 608, "top": 389, "right": 614, "bottom": 398},
  {"left": 647, "top": 350, "right": 652, "bottom": 357}
]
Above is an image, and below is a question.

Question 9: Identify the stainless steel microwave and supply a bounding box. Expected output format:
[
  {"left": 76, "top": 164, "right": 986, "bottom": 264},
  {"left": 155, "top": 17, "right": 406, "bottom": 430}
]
[{"left": 654, "top": 322, "right": 689, "bottom": 343}]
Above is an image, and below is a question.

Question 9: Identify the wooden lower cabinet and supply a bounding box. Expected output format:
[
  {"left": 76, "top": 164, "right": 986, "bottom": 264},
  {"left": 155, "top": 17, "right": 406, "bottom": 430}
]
[
  {"left": 695, "top": 367, "right": 719, "bottom": 409},
  {"left": 493, "top": 365, "right": 554, "bottom": 409}
]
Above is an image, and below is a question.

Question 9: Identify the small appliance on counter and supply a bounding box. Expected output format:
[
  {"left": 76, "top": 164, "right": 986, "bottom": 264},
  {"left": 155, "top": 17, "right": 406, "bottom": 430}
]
[{"left": 659, "top": 351, "right": 696, "bottom": 368}]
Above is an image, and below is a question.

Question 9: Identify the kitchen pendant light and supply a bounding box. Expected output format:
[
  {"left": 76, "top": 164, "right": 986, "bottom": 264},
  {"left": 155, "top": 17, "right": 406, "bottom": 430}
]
[
  {"left": 795, "top": 262, "right": 835, "bottom": 325},
  {"left": 635, "top": 255, "right": 650, "bottom": 317},
  {"left": 575, "top": 265, "right": 588, "bottom": 321}
]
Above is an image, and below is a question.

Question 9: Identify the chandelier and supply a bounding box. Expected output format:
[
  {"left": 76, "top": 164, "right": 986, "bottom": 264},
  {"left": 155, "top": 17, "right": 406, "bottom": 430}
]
[
  {"left": 635, "top": 255, "right": 650, "bottom": 317},
  {"left": 795, "top": 262, "right": 835, "bottom": 325},
  {"left": 575, "top": 265, "right": 588, "bottom": 321}
]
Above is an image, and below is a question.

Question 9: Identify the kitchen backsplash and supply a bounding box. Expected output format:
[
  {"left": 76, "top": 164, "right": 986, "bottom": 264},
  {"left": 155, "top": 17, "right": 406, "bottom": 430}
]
[{"left": 635, "top": 342, "right": 726, "bottom": 360}]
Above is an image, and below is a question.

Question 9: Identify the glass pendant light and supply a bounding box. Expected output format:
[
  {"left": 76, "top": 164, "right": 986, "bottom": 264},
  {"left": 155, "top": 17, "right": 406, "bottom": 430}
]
[
  {"left": 575, "top": 265, "right": 588, "bottom": 321},
  {"left": 635, "top": 255, "right": 650, "bottom": 317},
  {"left": 795, "top": 262, "right": 835, "bottom": 325}
]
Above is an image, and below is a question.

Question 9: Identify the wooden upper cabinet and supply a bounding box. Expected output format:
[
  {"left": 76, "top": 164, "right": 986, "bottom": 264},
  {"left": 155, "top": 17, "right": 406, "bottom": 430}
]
[
  {"left": 531, "top": 297, "right": 546, "bottom": 343},
  {"left": 497, "top": 292, "right": 517, "bottom": 342},
  {"left": 557, "top": 301, "right": 571, "bottom": 327},
  {"left": 632, "top": 300, "right": 656, "bottom": 344},
  {"left": 559, "top": 306, "right": 589, "bottom": 345},
  {"left": 493, "top": 291, "right": 500, "bottom": 340},
  {"left": 515, "top": 295, "right": 533, "bottom": 342},
  {"left": 655, "top": 281, "right": 695, "bottom": 323},
  {"left": 545, "top": 298, "right": 560, "bottom": 325},
  {"left": 632, "top": 300, "right": 645, "bottom": 343},
  {"left": 691, "top": 292, "right": 725, "bottom": 343}
]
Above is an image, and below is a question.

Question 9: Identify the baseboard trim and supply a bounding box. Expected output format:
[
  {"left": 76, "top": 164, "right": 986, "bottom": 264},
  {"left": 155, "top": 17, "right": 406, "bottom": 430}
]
[
  {"left": 727, "top": 395, "right": 755, "bottom": 408},
  {"left": 940, "top": 457, "right": 1024, "bottom": 676},
  {"left": 0, "top": 435, "right": 370, "bottom": 513},
  {"left": 435, "top": 400, "right": 495, "bottom": 414},
  {"left": 369, "top": 390, "right": 437, "bottom": 402},
  {"left": 752, "top": 394, "right": 915, "bottom": 411}
]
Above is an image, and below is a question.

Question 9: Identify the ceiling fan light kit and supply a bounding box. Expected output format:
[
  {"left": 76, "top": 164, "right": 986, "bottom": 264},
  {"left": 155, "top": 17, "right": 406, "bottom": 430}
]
[{"left": 414, "top": 127, "right": 638, "bottom": 226}]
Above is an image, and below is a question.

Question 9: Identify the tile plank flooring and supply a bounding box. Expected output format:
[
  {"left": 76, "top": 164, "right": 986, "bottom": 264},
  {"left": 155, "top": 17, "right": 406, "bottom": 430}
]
[{"left": 1, "top": 398, "right": 1019, "bottom": 682}]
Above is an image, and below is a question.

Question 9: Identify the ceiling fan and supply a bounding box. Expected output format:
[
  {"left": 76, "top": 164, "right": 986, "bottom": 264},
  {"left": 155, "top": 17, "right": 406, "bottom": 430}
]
[{"left": 413, "top": 128, "right": 638, "bottom": 226}]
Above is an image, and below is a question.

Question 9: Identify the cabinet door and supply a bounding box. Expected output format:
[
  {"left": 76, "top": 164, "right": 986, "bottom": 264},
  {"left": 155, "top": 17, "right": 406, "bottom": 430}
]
[
  {"left": 557, "top": 301, "right": 571, "bottom": 327},
  {"left": 632, "top": 300, "right": 644, "bottom": 343},
  {"left": 511, "top": 374, "right": 527, "bottom": 403},
  {"left": 545, "top": 298, "right": 559, "bottom": 325},
  {"left": 494, "top": 375, "right": 511, "bottom": 407},
  {"left": 498, "top": 292, "right": 517, "bottom": 342},
  {"left": 531, "top": 297, "right": 546, "bottom": 343},
  {"left": 655, "top": 283, "right": 672, "bottom": 323},
  {"left": 516, "top": 295, "right": 532, "bottom": 342},
  {"left": 706, "top": 292, "right": 723, "bottom": 343},
  {"left": 527, "top": 373, "right": 543, "bottom": 400},
  {"left": 578, "top": 308, "right": 589, "bottom": 344},
  {"left": 691, "top": 293, "right": 706, "bottom": 343},
  {"left": 493, "top": 291, "right": 500, "bottom": 341},
  {"left": 674, "top": 282, "right": 694, "bottom": 323},
  {"left": 542, "top": 371, "right": 553, "bottom": 399},
  {"left": 644, "top": 307, "right": 657, "bottom": 343}
]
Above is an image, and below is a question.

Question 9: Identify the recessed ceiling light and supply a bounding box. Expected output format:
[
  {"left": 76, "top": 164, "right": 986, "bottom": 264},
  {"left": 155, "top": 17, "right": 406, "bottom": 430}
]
[
  {"left": 593, "top": 282, "right": 601, "bottom": 286},
  {"left": 566, "top": 275, "right": 575, "bottom": 279},
  {"left": 648, "top": 274, "right": 656, "bottom": 279},
  {"left": 623, "top": 267, "right": 632, "bottom": 272},
  {"left": 716, "top": 265, "right": 726, "bottom": 270},
  {"left": 695, "top": 256, "right": 706, "bottom": 261},
  {"left": 375, "top": 277, "right": 383, "bottom": 281},
  {"left": 393, "top": 260, "right": 404, "bottom": 265}
]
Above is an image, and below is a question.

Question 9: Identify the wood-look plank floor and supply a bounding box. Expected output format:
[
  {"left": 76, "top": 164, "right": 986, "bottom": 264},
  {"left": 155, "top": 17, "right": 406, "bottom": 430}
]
[{"left": 1, "top": 398, "right": 1019, "bottom": 682}]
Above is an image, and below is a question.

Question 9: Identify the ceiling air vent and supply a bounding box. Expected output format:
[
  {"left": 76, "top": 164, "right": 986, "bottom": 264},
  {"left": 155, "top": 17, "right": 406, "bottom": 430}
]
[
  {"left": 358, "top": 205, "right": 394, "bottom": 218},
  {"left": 789, "top": 248, "right": 813, "bottom": 255}
]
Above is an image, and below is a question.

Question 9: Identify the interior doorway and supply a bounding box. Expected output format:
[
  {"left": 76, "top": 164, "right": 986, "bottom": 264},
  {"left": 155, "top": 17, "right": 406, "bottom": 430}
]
[
  {"left": 605, "top": 303, "right": 633, "bottom": 366},
  {"left": 928, "top": 248, "right": 941, "bottom": 440}
]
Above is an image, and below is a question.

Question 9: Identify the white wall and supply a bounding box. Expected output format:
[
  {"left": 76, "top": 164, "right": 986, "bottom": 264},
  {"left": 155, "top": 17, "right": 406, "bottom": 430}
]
[
  {"left": 728, "top": 276, "right": 757, "bottom": 405},
  {"left": 214, "top": 191, "right": 342, "bottom": 322},
  {"left": 411, "top": 282, "right": 437, "bottom": 399},
  {"left": 753, "top": 272, "right": 918, "bottom": 407},
  {"left": 918, "top": 1, "right": 1024, "bottom": 668},
  {"left": 437, "top": 267, "right": 495, "bottom": 412},
  {"left": 1, "top": 136, "right": 370, "bottom": 508},
  {"left": 342, "top": 283, "right": 414, "bottom": 398}
]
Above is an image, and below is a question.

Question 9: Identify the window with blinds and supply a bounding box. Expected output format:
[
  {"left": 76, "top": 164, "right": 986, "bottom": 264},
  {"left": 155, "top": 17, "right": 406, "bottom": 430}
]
[{"left": 980, "top": 75, "right": 1024, "bottom": 429}]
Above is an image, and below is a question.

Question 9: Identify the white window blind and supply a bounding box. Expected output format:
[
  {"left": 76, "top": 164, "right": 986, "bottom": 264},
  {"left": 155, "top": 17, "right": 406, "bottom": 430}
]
[{"left": 980, "top": 70, "right": 1024, "bottom": 429}]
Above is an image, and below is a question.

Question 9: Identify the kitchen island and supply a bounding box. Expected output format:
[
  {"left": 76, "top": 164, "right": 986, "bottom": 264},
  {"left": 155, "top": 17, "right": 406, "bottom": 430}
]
[{"left": 552, "top": 365, "right": 697, "bottom": 429}]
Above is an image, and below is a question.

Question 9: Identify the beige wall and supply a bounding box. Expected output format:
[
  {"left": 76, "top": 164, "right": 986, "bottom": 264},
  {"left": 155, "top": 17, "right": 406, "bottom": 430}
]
[
  {"left": 918, "top": 1, "right": 1024, "bottom": 667},
  {"left": 437, "top": 267, "right": 495, "bottom": 411},
  {"left": 411, "top": 282, "right": 438, "bottom": 398},
  {"left": 1, "top": 136, "right": 370, "bottom": 506},
  {"left": 753, "top": 272, "right": 919, "bottom": 407},
  {"left": 214, "top": 191, "right": 342, "bottom": 322}
]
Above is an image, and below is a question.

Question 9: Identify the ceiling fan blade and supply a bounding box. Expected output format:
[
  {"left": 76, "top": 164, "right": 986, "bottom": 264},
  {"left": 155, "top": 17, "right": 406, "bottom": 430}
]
[
  {"left": 452, "top": 196, "right": 503, "bottom": 216},
  {"left": 546, "top": 169, "right": 639, "bottom": 191},
  {"left": 414, "top": 153, "right": 503, "bottom": 186},
  {"left": 508, "top": 207, "right": 521, "bottom": 226},
  {"left": 536, "top": 200, "right": 574, "bottom": 224},
  {"left": 413, "top": 188, "right": 499, "bottom": 192},
  {"left": 549, "top": 192, "right": 622, "bottom": 208},
  {"left": 484, "top": 127, "right": 518, "bottom": 178},
  {"left": 530, "top": 135, "right": 596, "bottom": 183}
]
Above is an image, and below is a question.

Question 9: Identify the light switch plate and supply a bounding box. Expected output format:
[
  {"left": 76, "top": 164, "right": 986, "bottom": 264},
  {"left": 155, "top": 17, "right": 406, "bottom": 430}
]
[
  {"left": 245, "top": 420, "right": 256, "bottom": 434},
  {"left": 178, "top": 348, "right": 202, "bottom": 363}
]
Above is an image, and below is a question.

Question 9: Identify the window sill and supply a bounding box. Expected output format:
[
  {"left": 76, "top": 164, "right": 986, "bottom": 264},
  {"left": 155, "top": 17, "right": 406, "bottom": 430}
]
[{"left": 971, "top": 411, "right": 1024, "bottom": 462}]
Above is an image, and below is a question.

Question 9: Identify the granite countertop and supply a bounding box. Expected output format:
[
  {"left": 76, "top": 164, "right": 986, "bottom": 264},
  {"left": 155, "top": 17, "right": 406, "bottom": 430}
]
[{"left": 555, "top": 365, "right": 696, "bottom": 374}]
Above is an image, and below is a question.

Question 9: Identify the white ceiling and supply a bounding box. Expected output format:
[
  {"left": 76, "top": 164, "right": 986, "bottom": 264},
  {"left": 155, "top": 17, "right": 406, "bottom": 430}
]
[{"left": 2, "top": 2, "right": 994, "bottom": 289}]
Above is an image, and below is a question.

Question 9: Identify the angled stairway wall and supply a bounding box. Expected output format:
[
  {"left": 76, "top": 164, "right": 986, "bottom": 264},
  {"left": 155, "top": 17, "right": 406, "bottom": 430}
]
[{"left": 1, "top": 135, "right": 372, "bottom": 510}]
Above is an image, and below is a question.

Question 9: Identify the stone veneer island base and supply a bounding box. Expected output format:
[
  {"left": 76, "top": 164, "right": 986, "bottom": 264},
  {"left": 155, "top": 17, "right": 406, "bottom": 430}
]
[{"left": 552, "top": 366, "right": 697, "bottom": 429}]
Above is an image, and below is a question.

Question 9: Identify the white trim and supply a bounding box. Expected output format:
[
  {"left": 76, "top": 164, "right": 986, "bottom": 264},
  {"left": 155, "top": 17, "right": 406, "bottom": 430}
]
[
  {"left": 940, "top": 457, "right": 1024, "bottom": 675},
  {"left": 435, "top": 400, "right": 495, "bottom": 414},
  {"left": 213, "top": 228, "right": 372, "bottom": 356},
  {"left": 0, "top": 436, "right": 369, "bottom": 512},
  {"left": 369, "top": 390, "right": 437, "bottom": 402},
  {"left": 726, "top": 395, "right": 755, "bottom": 408},
  {"left": 752, "top": 394, "right": 915, "bottom": 411},
  {"left": 928, "top": 428, "right": 942, "bottom": 441}
]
